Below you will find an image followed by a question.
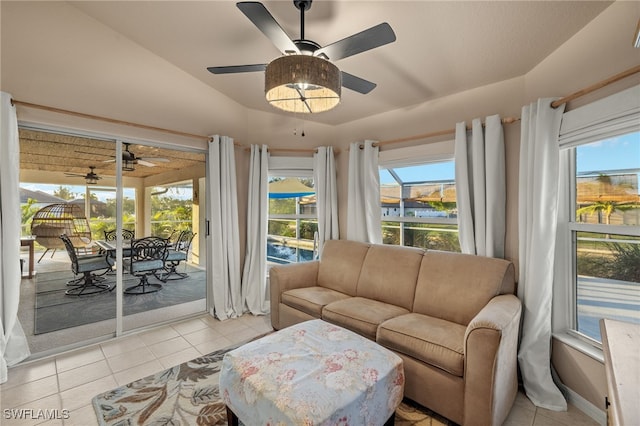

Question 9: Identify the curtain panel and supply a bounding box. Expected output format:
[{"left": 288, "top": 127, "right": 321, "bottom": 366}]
[
  {"left": 517, "top": 99, "right": 567, "bottom": 411},
  {"left": 207, "top": 135, "right": 243, "bottom": 320},
  {"left": 313, "top": 146, "right": 339, "bottom": 257},
  {"left": 347, "top": 140, "right": 382, "bottom": 244},
  {"left": 241, "top": 145, "right": 269, "bottom": 315},
  {"left": 0, "top": 92, "right": 31, "bottom": 383},
  {"left": 454, "top": 115, "right": 506, "bottom": 258}
]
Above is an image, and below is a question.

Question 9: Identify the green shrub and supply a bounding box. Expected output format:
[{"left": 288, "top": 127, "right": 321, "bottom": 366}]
[{"left": 608, "top": 242, "right": 640, "bottom": 283}]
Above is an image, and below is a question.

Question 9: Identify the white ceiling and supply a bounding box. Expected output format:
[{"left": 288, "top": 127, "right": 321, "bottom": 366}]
[{"left": 2, "top": 1, "right": 614, "bottom": 128}]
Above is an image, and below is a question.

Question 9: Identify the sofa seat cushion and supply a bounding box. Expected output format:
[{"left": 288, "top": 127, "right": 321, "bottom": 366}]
[
  {"left": 281, "top": 287, "right": 352, "bottom": 318},
  {"left": 322, "top": 297, "right": 410, "bottom": 340},
  {"left": 378, "top": 313, "right": 466, "bottom": 377}
]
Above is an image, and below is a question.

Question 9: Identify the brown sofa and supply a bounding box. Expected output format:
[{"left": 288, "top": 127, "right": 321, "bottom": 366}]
[{"left": 269, "top": 239, "right": 521, "bottom": 426}]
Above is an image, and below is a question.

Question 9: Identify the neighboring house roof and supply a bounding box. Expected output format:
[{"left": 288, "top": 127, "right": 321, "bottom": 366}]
[{"left": 19, "top": 188, "right": 67, "bottom": 204}]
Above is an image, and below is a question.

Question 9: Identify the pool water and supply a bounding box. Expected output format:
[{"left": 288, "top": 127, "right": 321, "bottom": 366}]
[{"left": 267, "top": 242, "right": 314, "bottom": 264}]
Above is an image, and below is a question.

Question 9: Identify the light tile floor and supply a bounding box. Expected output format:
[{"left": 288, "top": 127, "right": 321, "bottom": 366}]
[{"left": 1, "top": 314, "right": 600, "bottom": 426}]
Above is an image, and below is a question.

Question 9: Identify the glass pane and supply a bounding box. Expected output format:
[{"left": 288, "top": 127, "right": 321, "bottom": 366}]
[
  {"left": 88, "top": 187, "right": 136, "bottom": 241},
  {"left": 575, "top": 133, "right": 640, "bottom": 226},
  {"left": 267, "top": 219, "right": 316, "bottom": 264},
  {"left": 404, "top": 223, "right": 460, "bottom": 252},
  {"left": 150, "top": 182, "right": 193, "bottom": 238},
  {"left": 391, "top": 162, "right": 455, "bottom": 183},
  {"left": 267, "top": 177, "right": 316, "bottom": 265},
  {"left": 575, "top": 231, "right": 640, "bottom": 342},
  {"left": 380, "top": 160, "right": 458, "bottom": 251},
  {"left": 382, "top": 221, "right": 401, "bottom": 245},
  {"left": 381, "top": 182, "right": 401, "bottom": 217},
  {"left": 268, "top": 177, "right": 315, "bottom": 215}
]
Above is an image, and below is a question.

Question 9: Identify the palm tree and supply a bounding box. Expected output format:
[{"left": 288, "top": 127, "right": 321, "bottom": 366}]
[{"left": 576, "top": 200, "right": 634, "bottom": 225}]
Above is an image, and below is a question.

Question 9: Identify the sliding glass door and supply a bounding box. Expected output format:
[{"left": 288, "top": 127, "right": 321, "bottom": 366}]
[{"left": 18, "top": 127, "right": 207, "bottom": 355}]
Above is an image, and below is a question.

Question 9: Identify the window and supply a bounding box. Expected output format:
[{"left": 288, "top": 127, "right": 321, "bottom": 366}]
[
  {"left": 562, "top": 133, "right": 640, "bottom": 344},
  {"left": 557, "top": 86, "right": 640, "bottom": 347},
  {"left": 379, "top": 149, "right": 459, "bottom": 251},
  {"left": 267, "top": 176, "right": 317, "bottom": 264}
]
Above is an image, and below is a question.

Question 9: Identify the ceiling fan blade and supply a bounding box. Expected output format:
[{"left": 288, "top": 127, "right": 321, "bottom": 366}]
[
  {"left": 64, "top": 173, "right": 85, "bottom": 177},
  {"left": 341, "top": 72, "right": 376, "bottom": 94},
  {"left": 139, "top": 157, "right": 170, "bottom": 163},
  {"left": 237, "top": 2, "right": 300, "bottom": 54},
  {"left": 207, "top": 64, "right": 266, "bottom": 74},
  {"left": 76, "top": 150, "right": 111, "bottom": 157},
  {"left": 315, "top": 23, "right": 396, "bottom": 61},
  {"left": 137, "top": 160, "right": 157, "bottom": 167}
]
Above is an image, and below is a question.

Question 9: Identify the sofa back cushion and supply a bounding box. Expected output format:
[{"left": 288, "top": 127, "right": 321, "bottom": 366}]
[
  {"left": 356, "top": 244, "right": 424, "bottom": 310},
  {"left": 317, "top": 240, "right": 370, "bottom": 296},
  {"left": 413, "top": 251, "right": 515, "bottom": 325}
]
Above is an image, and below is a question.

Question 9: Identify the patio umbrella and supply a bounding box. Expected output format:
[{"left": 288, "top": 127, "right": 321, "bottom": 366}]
[{"left": 268, "top": 178, "right": 315, "bottom": 199}]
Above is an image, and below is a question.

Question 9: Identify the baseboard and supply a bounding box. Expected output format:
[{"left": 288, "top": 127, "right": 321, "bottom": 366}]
[{"left": 557, "top": 382, "right": 607, "bottom": 425}]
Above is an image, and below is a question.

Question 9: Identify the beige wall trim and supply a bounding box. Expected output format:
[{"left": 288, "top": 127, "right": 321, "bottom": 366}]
[{"left": 556, "top": 380, "right": 606, "bottom": 425}]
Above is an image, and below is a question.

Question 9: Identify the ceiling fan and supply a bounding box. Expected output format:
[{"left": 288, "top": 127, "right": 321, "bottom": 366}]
[
  {"left": 64, "top": 166, "right": 102, "bottom": 185},
  {"left": 207, "top": 0, "right": 396, "bottom": 112},
  {"left": 78, "top": 143, "right": 169, "bottom": 170},
  {"left": 103, "top": 143, "right": 170, "bottom": 169}
]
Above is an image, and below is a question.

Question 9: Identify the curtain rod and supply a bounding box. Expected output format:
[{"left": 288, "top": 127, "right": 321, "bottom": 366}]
[
  {"left": 374, "top": 63, "right": 640, "bottom": 148},
  {"left": 375, "top": 116, "right": 520, "bottom": 147},
  {"left": 244, "top": 146, "right": 341, "bottom": 155},
  {"left": 551, "top": 64, "right": 640, "bottom": 108}
]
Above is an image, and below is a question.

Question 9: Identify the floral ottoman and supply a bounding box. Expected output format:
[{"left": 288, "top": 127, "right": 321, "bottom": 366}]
[{"left": 219, "top": 319, "right": 405, "bottom": 425}]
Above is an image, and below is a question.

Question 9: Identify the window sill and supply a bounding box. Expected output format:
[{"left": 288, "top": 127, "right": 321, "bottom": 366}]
[{"left": 553, "top": 331, "right": 604, "bottom": 363}]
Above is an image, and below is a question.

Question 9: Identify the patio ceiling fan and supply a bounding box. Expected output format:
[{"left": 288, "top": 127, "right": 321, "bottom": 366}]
[
  {"left": 76, "top": 143, "right": 169, "bottom": 170},
  {"left": 102, "top": 143, "right": 170, "bottom": 168},
  {"left": 64, "top": 166, "right": 102, "bottom": 185}
]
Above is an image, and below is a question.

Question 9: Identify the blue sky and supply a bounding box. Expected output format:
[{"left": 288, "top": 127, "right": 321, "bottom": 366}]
[{"left": 576, "top": 132, "right": 639, "bottom": 173}]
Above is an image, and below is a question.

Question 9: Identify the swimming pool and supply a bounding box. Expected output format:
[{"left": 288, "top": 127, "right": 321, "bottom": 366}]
[{"left": 267, "top": 242, "right": 314, "bottom": 264}]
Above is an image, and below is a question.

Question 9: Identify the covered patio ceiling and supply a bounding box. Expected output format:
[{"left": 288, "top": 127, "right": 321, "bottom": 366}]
[{"left": 19, "top": 128, "right": 206, "bottom": 180}]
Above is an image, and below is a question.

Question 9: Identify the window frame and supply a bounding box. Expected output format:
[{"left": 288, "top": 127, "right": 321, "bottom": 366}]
[{"left": 554, "top": 84, "right": 640, "bottom": 358}]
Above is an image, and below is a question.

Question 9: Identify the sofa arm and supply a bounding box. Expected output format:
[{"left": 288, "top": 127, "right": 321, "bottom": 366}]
[
  {"left": 463, "top": 294, "right": 522, "bottom": 426},
  {"left": 269, "top": 261, "right": 320, "bottom": 329}
]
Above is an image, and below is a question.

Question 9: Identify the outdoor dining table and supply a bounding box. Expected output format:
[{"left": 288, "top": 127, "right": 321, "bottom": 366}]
[{"left": 94, "top": 239, "right": 132, "bottom": 255}]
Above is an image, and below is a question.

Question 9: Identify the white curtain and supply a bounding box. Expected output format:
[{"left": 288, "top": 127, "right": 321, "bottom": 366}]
[
  {"left": 517, "top": 99, "right": 567, "bottom": 411},
  {"left": 454, "top": 115, "right": 506, "bottom": 258},
  {"left": 347, "top": 140, "right": 381, "bottom": 244},
  {"left": 313, "top": 146, "right": 339, "bottom": 256},
  {"left": 241, "top": 145, "right": 269, "bottom": 315},
  {"left": 1, "top": 92, "right": 31, "bottom": 383},
  {"left": 207, "top": 135, "right": 243, "bottom": 320}
]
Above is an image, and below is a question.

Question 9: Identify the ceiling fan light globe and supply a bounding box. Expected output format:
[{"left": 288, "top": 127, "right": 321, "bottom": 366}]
[{"left": 265, "top": 55, "right": 341, "bottom": 114}]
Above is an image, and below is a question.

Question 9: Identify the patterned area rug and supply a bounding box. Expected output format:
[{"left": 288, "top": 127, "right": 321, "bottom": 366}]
[
  {"left": 35, "top": 266, "right": 205, "bottom": 334},
  {"left": 92, "top": 341, "right": 454, "bottom": 426}
]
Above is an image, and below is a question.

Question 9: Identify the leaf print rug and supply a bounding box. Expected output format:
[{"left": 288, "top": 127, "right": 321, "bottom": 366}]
[{"left": 92, "top": 341, "right": 454, "bottom": 426}]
